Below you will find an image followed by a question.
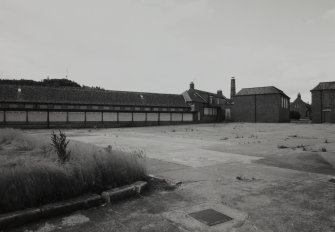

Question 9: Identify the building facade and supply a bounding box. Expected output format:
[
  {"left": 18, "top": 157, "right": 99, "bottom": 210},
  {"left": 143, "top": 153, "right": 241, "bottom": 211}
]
[
  {"left": 232, "top": 86, "right": 290, "bottom": 123},
  {"left": 182, "top": 82, "right": 232, "bottom": 123},
  {"left": 290, "top": 93, "right": 311, "bottom": 119},
  {"left": 0, "top": 85, "right": 194, "bottom": 128},
  {"left": 311, "top": 82, "right": 335, "bottom": 123}
]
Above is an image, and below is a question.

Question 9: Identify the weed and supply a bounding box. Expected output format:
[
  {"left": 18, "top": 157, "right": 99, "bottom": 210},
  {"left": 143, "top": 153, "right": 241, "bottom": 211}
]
[
  {"left": 324, "top": 139, "right": 329, "bottom": 143},
  {"left": 0, "top": 129, "right": 146, "bottom": 214},
  {"left": 321, "top": 147, "right": 327, "bottom": 152},
  {"left": 172, "top": 129, "right": 176, "bottom": 132},
  {"left": 105, "top": 145, "right": 112, "bottom": 152},
  {"left": 278, "top": 145, "right": 289, "bottom": 149},
  {"left": 297, "top": 144, "right": 307, "bottom": 151},
  {"left": 220, "top": 137, "right": 229, "bottom": 140},
  {"left": 51, "top": 130, "right": 71, "bottom": 164}
]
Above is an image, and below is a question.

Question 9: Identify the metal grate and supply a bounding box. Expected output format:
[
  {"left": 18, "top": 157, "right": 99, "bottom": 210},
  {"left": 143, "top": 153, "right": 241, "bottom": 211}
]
[{"left": 188, "top": 209, "right": 233, "bottom": 226}]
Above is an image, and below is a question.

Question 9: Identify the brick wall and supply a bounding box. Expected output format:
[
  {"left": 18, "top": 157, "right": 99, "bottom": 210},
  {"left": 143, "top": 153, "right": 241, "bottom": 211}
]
[
  {"left": 232, "top": 95, "right": 256, "bottom": 122},
  {"left": 312, "top": 90, "right": 335, "bottom": 123},
  {"left": 233, "top": 94, "right": 289, "bottom": 123}
]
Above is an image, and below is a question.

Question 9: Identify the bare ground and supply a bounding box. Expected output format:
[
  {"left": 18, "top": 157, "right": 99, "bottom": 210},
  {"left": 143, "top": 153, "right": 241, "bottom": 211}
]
[{"left": 12, "top": 123, "right": 335, "bottom": 232}]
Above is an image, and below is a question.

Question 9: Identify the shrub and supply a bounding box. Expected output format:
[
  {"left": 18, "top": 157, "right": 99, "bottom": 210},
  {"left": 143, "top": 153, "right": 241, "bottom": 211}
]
[
  {"left": 51, "top": 130, "right": 71, "bottom": 164},
  {"left": 290, "top": 111, "right": 301, "bottom": 120}
]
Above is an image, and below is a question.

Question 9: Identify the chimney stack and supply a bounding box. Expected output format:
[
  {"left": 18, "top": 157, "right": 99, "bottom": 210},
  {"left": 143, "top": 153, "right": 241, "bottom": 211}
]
[
  {"left": 190, "top": 81, "right": 194, "bottom": 90},
  {"left": 217, "top": 90, "right": 223, "bottom": 97},
  {"left": 230, "top": 77, "right": 236, "bottom": 99}
]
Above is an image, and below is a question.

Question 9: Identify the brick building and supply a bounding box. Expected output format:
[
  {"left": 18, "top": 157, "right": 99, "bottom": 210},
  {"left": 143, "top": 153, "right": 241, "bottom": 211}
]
[
  {"left": 311, "top": 82, "right": 335, "bottom": 123},
  {"left": 182, "top": 82, "right": 232, "bottom": 122},
  {"left": 232, "top": 86, "right": 290, "bottom": 123},
  {"left": 290, "top": 93, "right": 311, "bottom": 119},
  {"left": 0, "top": 84, "right": 194, "bottom": 128}
]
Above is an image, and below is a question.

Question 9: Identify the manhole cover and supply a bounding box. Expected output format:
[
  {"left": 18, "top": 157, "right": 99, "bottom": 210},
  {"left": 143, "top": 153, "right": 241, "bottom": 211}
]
[{"left": 188, "top": 209, "right": 233, "bottom": 226}]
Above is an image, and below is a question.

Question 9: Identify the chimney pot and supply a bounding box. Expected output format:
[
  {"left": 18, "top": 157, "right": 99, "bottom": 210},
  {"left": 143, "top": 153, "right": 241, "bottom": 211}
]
[
  {"left": 190, "top": 82, "right": 194, "bottom": 90},
  {"left": 217, "top": 90, "right": 223, "bottom": 96}
]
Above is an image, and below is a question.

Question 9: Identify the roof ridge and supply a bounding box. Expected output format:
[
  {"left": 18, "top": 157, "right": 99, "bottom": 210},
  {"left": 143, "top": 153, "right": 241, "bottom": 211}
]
[{"left": 0, "top": 84, "right": 182, "bottom": 96}]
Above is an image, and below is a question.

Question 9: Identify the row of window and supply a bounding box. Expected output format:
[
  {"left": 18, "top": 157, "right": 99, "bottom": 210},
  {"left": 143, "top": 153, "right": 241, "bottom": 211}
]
[
  {"left": 204, "top": 107, "right": 218, "bottom": 116},
  {"left": 281, "top": 97, "right": 289, "bottom": 109},
  {"left": 0, "top": 103, "right": 188, "bottom": 112}
]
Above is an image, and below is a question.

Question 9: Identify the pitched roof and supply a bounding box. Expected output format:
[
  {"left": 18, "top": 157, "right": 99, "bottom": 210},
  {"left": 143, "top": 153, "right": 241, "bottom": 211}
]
[
  {"left": 236, "top": 86, "right": 289, "bottom": 98},
  {"left": 182, "top": 88, "right": 230, "bottom": 104},
  {"left": 291, "top": 96, "right": 310, "bottom": 107},
  {"left": 0, "top": 85, "right": 189, "bottom": 108},
  {"left": 311, "top": 82, "right": 335, "bottom": 91}
]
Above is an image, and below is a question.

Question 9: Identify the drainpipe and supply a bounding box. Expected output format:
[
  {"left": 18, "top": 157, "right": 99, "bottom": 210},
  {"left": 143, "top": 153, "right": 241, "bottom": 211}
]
[
  {"left": 320, "top": 90, "right": 323, "bottom": 123},
  {"left": 254, "top": 95, "right": 257, "bottom": 123}
]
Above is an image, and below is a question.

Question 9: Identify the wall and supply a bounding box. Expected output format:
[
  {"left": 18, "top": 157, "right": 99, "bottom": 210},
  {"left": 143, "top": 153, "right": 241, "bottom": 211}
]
[
  {"left": 232, "top": 95, "right": 255, "bottom": 122},
  {"left": 312, "top": 90, "right": 335, "bottom": 123},
  {"left": 256, "top": 95, "right": 280, "bottom": 123},
  {"left": 0, "top": 110, "right": 195, "bottom": 128},
  {"left": 232, "top": 94, "right": 289, "bottom": 123}
]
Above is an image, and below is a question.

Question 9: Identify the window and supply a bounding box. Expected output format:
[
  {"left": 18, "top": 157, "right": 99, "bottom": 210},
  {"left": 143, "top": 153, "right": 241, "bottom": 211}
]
[
  {"left": 25, "top": 104, "right": 34, "bottom": 109},
  {"left": 217, "top": 98, "right": 220, "bottom": 104},
  {"left": 153, "top": 107, "right": 159, "bottom": 111},
  {"left": 92, "top": 106, "right": 99, "bottom": 110},
  {"left": 190, "top": 105, "right": 195, "bottom": 111},
  {"left": 115, "top": 106, "right": 120, "bottom": 110},
  {"left": 134, "top": 107, "right": 141, "bottom": 111},
  {"left": 144, "top": 107, "right": 151, "bottom": 111},
  {"left": 171, "top": 108, "right": 175, "bottom": 112},
  {"left": 209, "top": 96, "right": 213, "bottom": 104},
  {"left": 80, "top": 105, "right": 87, "bottom": 110},
  {"left": 9, "top": 104, "right": 18, "bottom": 108}
]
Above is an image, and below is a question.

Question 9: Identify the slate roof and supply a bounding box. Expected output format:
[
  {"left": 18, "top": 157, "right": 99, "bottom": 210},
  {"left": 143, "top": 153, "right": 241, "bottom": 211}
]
[
  {"left": 236, "top": 86, "right": 289, "bottom": 98},
  {"left": 182, "top": 89, "right": 231, "bottom": 104},
  {"left": 0, "top": 85, "right": 189, "bottom": 107},
  {"left": 311, "top": 82, "right": 335, "bottom": 91}
]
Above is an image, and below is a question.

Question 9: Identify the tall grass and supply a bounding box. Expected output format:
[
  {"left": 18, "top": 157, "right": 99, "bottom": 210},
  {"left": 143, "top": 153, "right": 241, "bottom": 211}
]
[{"left": 0, "top": 129, "right": 146, "bottom": 214}]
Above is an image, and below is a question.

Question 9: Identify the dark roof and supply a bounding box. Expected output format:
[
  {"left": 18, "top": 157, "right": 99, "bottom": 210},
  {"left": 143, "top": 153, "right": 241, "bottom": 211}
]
[
  {"left": 311, "top": 82, "right": 335, "bottom": 91},
  {"left": 182, "top": 88, "right": 230, "bottom": 104},
  {"left": 291, "top": 96, "right": 310, "bottom": 108},
  {"left": 236, "top": 86, "right": 289, "bottom": 98},
  {"left": 0, "top": 85, "right": 189, "bottom": 107}
]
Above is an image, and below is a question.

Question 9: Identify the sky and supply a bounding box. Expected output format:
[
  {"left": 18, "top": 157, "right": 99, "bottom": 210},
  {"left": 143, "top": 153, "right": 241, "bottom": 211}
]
[{"left": 1, "top": 0, "right": 335, "bottom": 102}]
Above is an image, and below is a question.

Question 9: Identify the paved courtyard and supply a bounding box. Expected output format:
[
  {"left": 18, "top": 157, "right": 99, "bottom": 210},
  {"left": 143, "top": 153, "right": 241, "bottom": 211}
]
[{"left": 13, "top": 123, "right": 335, "bottom": 232}]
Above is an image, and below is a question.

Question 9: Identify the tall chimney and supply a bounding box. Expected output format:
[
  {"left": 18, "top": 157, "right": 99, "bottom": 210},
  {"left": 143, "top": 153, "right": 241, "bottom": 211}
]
[
  {"left": 230, "top": 77, "right": 236, "bottom": 99},
  {"left": 190, "top": 81, "right": 194, "bottom": 90}
]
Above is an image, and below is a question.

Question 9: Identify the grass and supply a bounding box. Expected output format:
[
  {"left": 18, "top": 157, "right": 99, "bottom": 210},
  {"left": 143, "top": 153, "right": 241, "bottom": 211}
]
[{"left": 0, "top": 129, "right": 146, "bottom": 214}]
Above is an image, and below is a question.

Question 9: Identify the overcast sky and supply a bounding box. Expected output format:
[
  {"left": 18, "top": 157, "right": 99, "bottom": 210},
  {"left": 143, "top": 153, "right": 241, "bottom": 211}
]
[{"left": 1, "top": 0, "right": 335, "bottom": 102}]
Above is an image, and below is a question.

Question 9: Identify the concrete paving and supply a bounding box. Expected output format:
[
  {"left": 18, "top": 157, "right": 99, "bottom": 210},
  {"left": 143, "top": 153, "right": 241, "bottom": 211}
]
[{"left": 14, "top": 123, "right": 335, "bottom": 231}]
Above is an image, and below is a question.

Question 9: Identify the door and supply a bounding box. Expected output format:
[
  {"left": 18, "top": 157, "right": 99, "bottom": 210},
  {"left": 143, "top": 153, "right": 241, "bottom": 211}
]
[
  {"left": 323, "top": 111, "right": 331, "bottom": 123},
  {"left": 225, "top": 109, "right": 231, "bottom": 120}
]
